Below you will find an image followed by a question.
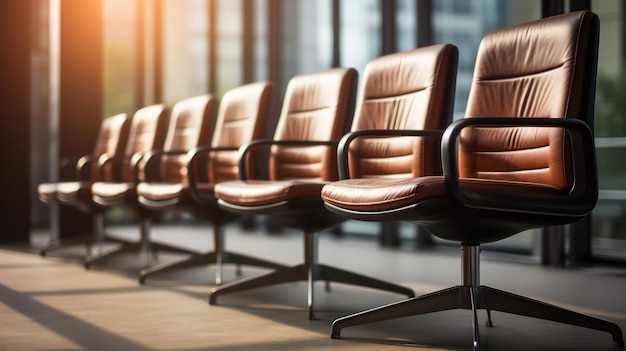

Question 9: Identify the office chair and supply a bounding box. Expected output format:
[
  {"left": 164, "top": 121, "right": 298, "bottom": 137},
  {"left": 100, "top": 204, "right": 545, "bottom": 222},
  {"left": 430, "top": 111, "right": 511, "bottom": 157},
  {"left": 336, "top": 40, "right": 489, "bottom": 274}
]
[
  {"left": 136, "top": 82, "right": 287, "bottom": 285},
  {"left": 89, "top": 95, "right": 216, "bottom": 270},
  {"left": 38, "top": 113, "right": 130, "bottom": 256},
  {"left": 212, "top": 44, "right": 458, "bottom": 319},
  {"left": 321, "top": 11, "right": 624, "bottom": 350}
]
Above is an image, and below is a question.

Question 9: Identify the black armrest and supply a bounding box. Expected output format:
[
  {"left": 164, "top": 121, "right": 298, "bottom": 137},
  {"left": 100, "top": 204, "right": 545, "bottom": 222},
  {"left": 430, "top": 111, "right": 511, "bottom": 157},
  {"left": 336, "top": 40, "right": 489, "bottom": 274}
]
[
  {"left": 336, "top": 129, "right": 444, "bottom": 180},
  {"left": 186, "top": 145, "right": 240, "bottom": 203},
  {"left": 440, "top": 117, "right": 598, "bottom": 216},
  {"left": 96, "top": 153, "right": 125, "bottom": 181},
  {"left": 140, "top": 149, "right": 188, "bottom": 182},
  {"left": 237, "top": 139, "right": 339, "bottom": 180},
  {"left": 76, "top": 155, "right": 96, "bottom": 180}
]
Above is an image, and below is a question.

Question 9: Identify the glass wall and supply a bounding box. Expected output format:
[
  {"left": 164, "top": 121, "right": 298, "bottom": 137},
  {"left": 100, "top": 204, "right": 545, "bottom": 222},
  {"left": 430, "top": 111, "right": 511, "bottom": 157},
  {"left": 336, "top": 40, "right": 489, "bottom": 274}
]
[
  {"left": 103, "top": 0, "right": 137, "bottom": 116},
  {"left": 592, "top": 0, "right": 626, "bottom": 260},
  {"left": 34, "top": 0, "right": 626, "bottom": 265},
  {"left": 215, "top": 0, "right": 242, "bottom": 97},
  {"left": 340, "top": 0, "right": 380, "bottom": 76},
  {"left": 283, "top": 0, "right": 333, "bottom": 86},
  {"left": 163, "top": 0, "right": 209, "bottom": 104}
]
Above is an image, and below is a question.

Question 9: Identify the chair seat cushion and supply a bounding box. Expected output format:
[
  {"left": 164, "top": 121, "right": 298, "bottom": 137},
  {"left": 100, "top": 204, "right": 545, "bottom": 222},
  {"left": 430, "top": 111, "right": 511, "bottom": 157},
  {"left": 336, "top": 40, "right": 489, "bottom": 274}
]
[
  {"left": 37, "top": 183, "right": 58, "bottom": 203},
  {"left": 136, "top": 182, "right": 216, "bottom": 211},
  {"left": 56, "top": 181, "right": 92, "bottom": 203},
  {"left": 321, "top": 176, "right": 564, "bottom": 212},
  {"left": 92, "top": 182, "right": 136, "bottom": 206},
  {"left": 137, "top": 182, "right": 186, "bottom": 202},
  {"left": 214, "top": 179, "right": 328, "bottom": 207}
]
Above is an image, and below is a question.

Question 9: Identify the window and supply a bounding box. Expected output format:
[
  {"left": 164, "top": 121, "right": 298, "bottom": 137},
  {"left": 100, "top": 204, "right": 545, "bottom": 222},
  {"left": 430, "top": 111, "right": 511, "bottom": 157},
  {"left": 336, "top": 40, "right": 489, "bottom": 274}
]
[
  {"left": 104, "top": 0, "right": 137, "bottom": 116},
  {"left": 592, "top": 0, "right": 626, "bottom": 260},
  {"left": 163, "top": 0, "right": 209, "bottom": 103}
]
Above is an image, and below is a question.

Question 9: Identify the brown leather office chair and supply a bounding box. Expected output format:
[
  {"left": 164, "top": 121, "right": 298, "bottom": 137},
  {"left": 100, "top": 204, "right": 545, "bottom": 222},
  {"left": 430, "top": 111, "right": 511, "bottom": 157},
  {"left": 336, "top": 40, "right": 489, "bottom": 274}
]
[
  {"left": 38, "top": 113, "right": 130, "bottom": 256},
  {"left": 322, "top": 11, "right": 624, "bottom": 350},
  {"left": 135, "top": 82, "right": 286, "bottom": 285},
  {"left": 212, "top": 45, "right": 458, "bottom": 319},
  {"left": 89, "top": 95, "right": 217, "bottom": 270}
]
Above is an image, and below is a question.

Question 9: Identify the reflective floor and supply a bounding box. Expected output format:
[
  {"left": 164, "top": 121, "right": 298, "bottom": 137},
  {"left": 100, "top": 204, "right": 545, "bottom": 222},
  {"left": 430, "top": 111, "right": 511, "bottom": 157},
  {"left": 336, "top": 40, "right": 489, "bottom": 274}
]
[{"left": 1, "top": 223, "right": 625, "bottom": 350}]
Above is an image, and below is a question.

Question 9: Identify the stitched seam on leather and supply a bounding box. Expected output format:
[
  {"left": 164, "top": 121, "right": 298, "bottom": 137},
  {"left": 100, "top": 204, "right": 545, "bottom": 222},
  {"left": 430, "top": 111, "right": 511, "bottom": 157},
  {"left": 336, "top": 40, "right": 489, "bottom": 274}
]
[
  {"left": 363, "top": 87, "right": 429, "bottom": 102},
  {"left": 476, "top": 61, "right": 569, "bottom": 82}
]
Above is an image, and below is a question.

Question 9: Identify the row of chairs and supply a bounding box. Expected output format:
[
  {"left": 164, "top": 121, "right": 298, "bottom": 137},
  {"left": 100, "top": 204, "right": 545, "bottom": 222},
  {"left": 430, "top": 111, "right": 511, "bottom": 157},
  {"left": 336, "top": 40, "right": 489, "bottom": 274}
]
[{"left": 37, "top": 11, "right": 622, "bottom": 350}]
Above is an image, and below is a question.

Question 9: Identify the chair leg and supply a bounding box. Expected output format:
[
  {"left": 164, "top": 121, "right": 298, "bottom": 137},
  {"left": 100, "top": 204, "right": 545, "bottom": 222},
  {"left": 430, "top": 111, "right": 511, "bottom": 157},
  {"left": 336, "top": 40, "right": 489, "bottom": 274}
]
[
  {"left": 469, "top": 287, "right": 480, "bottom": 351},
  {"left": 40, "top": 213, "right": 105, "bottom": 258},
  {"left": 210, "top": 265, "right": 308, "bottom": 304},
  {"left": 210, "top": 231, "right": 415, "bottom": 320},
  {"left": 318, "top": 265, "right": 415, "bottom": 298},
  {"left": 479, "top": 285, "right": 625, "bottom": 348},
  {"left": 139, "top": 224, "right": 287, "bottom": 285},
  {"left": 85, "top": 216, "right": 151, "bottom": 269},
  {"left": 331, "top": 285, "right": 469, "bottom": 339},
  {"left": 40, "top": 234, "right": 93, "bottom": 256},
  {"left": 84, "top": 242, "right": 141, "bottom": 268}
]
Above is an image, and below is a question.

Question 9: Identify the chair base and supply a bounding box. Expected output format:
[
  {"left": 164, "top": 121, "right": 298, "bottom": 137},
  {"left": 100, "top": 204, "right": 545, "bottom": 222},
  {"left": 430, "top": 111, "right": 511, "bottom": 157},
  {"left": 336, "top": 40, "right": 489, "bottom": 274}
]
[
  {"left": 138, "top": 250, "right": 287, "bottom": 285},
  {"left": 40, "top": 213, "right": 106, "bottom": 258},
  {"left": 209, "top": 231, "right": 415, "bottom": 320},
  {"left": 331, "top": 274, "right": 624, "bottom": 349},
  {"left": 40, "top": 234, "right": 95, "bottom": 257}
]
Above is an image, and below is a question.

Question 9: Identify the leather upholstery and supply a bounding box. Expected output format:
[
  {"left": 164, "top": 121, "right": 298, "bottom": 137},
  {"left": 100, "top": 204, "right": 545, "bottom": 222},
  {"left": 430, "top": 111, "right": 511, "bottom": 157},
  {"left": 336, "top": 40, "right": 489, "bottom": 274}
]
[
  {"left": 461, "top": 10, "right": 594, "bottom": 188},
  {"left": 120, "top": 104, "right": 168, "bottom": 182},
  {"left": 131, "top": 83, "right": 277, "bottom": 285},
  {"left": 92, "top": 96, "right": 215, "bottom": 208},
  {"left": 37, "top": 113, "right": 129, "bottom": 203},
  {"left": 322, "top": 11, "right": 598, "bottom": 244},
  {"left": 136, "top": 82, "right": 272, "bottom": 215},
  {"left": 348, "top": 44, "right": 457, "bottom": 178},
  {"left": 214, "top": 68, "right": 358, "bottom": 209},
  {"left": 322, "top": 13, "right": 623, "bottom": 349},
  {"left": 54, "top": 113, "right": 130, "bottom": 208},
  {"left": 90, "top": 104, "right": 168, "bottom": 206},
  {"left": 159, "top": 95, "right": 217, "bottom": 183},
  {"left": 210, "top": 49, "right": 458, "bottom": 317}
]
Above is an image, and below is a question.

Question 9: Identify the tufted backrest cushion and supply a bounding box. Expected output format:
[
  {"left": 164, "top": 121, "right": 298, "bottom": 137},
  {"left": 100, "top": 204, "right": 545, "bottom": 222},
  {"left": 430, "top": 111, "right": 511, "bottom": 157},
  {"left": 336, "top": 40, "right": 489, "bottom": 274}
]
[
  {"left": 208, "top": 82, "right": 273, "bottom": 183},
  {"left": 91, "top": 113, "right": 129, "bottom": 180},
  {"left": 120, "top": 104, "right": 168, "bottom": 182},
  {"left": 348, "top": 44, "right": 458, "bottom": 179},
  {"left": 269, "top": 68, "right": 357, "bottom": 181},
  {"left": 160, "top": 94, "right": 218, "bottom": 182},
  {"left": 461, "top": 10, "right": 598, "bottom": 189}
]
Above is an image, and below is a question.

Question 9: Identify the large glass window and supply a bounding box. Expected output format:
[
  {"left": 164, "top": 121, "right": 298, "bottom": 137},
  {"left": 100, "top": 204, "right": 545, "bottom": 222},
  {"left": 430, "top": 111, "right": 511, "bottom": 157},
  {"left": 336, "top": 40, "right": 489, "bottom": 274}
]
[
  {"left": 592, "top": 0, "right": 626, "bottom": 260},
  {"left": 396, "top": 0, "right": 417, "bottom": 52},
  {"left": 103, "top": 0, "right": 137, "bottom": 116},
  {"left": 254, "top": 0, "right": 268, "bottom": 82},
  {"left": 283, "top": 0, "right": 332, "bottom": 77},
  {"left": 163, "top": 0, "right": 209, "bottom": 104},
  {"left": 340, "top": 0, "right": 380, "bottom": 75},
  {"left": 216, "top": 0, "right": 242, "bottom": 97}
]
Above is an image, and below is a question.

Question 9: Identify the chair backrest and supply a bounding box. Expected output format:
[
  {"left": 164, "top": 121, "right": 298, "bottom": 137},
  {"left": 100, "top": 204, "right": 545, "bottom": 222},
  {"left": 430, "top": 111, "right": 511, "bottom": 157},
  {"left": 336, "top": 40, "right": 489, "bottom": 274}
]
[
  {"left": 88, "top": 113, "right": 129, "bottom": 180},
  {"left": 269, "top": 68, "right": 358, "bottom": 181},
  {"left": 119, "top": 104, "right": 168, "bottom": 182},
  {"left": 460, "top": 10, "right": 599, "bottom": 190},
  {"left": 208, "top": 82, "right": 273, "bottom": 184},
  {"left": 348, "top": 44, "right": 458, "bottom": 178},
  {"left": 160, "top": 94, "right": 218, "bottom": 182}
]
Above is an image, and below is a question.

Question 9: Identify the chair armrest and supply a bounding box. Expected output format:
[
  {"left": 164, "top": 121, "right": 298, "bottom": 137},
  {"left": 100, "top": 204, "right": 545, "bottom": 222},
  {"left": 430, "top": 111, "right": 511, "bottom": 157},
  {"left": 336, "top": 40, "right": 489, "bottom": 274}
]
[
  {"left": 76, "top": 155, "right": 97, "bottom": 180},
  {"left": 336, "top": 129, "right": 444, "bottom": 180},
  {"left": 186, "top": 145, "right": 240, "bottom": 203},
  {"left": 238, "top": 139, "right": 339, "bottom": 180},
  {"left": 441, "top": 117, "right": 598, "bottom": 216},
  {"left": 97, "top": 153, "right": 124, "bottom": 181},
  {"left": 140, "top": 149, "right": 188, "bottom": 182}
]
